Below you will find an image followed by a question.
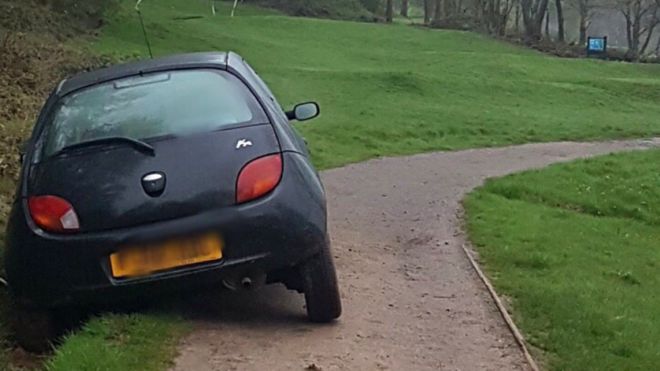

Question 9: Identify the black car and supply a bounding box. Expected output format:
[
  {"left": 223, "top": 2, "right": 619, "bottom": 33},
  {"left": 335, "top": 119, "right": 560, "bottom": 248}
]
[{"left": 4, "top": 52, "right": 341, "bottom": 351}]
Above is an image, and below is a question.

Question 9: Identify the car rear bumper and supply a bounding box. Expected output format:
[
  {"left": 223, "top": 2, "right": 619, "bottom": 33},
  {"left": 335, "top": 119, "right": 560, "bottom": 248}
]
[{"left": 4, "top": 152, "right": 327, "bottom": 308}]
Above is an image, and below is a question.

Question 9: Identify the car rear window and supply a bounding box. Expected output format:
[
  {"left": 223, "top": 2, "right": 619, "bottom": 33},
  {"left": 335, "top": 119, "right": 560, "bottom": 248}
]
[{"left": 42, "top": 69, "right": 267, "bottom": 157}]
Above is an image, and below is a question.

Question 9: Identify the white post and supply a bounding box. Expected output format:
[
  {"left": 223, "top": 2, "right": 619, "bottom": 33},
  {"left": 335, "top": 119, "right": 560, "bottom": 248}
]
[
  {"left": 211, "top": 0, "right": 216, "bottom": 15},
  {"left": 231, "top": 0, "right": 239, "bottom": 17}
]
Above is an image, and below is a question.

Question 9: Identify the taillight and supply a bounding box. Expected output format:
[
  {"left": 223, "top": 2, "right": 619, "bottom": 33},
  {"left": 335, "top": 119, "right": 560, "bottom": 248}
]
[
  {"left": 28, "top": 195, "right": 80, "bottom": 233},
  {"left": 236, "top": 154, "right": 283, "bottom": 204}
]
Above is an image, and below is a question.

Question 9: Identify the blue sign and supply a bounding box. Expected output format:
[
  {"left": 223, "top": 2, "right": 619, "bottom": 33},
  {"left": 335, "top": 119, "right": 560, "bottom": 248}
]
[
  {"left": 586, "top": 36, "right": 608, "bottom": 58},
  {"left": 588, "top": 38, "right": 605, "bottom": 52}
]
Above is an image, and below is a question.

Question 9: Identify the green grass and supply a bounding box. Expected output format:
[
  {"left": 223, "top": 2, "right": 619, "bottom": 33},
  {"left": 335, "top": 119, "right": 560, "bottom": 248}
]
[
  {"left": 464, "top": 149, "right": 660, "bottom": 370},
  {"left": 90, "top": 0, "right": 660, "bottom": 169},
  {"left": 46, "top": 314, "right": 187, "bottom": 371}
]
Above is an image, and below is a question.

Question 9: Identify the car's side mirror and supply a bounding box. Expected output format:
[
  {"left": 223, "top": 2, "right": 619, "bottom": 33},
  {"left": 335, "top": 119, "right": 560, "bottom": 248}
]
[{"left": 286, "top": 102, "right": 320, "bottom": 122}]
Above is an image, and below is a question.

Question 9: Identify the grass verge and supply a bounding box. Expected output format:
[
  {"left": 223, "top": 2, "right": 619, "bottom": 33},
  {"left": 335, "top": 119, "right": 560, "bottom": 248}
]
[
  {"left": 464, "top": 149, "right": 660, "bottom": 370},
  {"left": 45, "top": 314, "right": 187, "bottom": 371}
]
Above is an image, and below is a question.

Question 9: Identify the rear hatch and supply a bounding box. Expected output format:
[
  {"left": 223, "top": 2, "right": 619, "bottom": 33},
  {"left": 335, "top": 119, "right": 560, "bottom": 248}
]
[
  {"left": 27, "top": 67, "right": 279, "bottom": 232},
  {"left": 28, "top": 124, "right": 280, "bottom": 232}
]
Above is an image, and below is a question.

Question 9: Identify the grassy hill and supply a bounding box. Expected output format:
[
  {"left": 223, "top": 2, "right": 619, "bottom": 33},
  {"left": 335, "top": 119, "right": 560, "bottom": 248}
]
[
  {"left": 93, "top": 0, "right": 660, "bottom": 170},
  {"left": 1, "top": 0, "right": 659, "bottom": 369}
]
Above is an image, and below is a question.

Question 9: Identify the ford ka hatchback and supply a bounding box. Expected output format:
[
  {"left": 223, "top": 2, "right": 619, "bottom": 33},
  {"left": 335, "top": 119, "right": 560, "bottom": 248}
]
[{"left": 4, "top": 52, "right": 341, "bottom": 352}]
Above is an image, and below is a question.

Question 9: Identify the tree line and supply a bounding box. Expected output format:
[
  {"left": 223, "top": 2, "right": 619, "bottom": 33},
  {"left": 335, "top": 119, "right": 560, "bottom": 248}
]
[{"left": 384, "top": 0, "right": 660, "bottom": 60}]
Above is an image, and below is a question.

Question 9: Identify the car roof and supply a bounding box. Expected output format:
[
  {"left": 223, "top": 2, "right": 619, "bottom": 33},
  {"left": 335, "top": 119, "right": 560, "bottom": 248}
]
[{"left": 57, "top": 52, "right": 237, "bottom": 97}]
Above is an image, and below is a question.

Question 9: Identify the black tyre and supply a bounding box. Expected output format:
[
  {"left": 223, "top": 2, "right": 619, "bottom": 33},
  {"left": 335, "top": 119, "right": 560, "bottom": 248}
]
[
  {"left": 301, "top": 242, "right": 342, "bottom": 323},
  {"left": 9, "top": 303, "right": 59, "bottom": 353}
]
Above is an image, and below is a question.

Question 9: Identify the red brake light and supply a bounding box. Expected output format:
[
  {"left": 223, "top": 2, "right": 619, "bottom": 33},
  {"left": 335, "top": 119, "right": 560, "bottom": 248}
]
[
  {"left": 236, "top": 154, "right": 283, "bottom": 204},
  {"left": 28, "top": 195, "right": 80, "bottom": 233}
]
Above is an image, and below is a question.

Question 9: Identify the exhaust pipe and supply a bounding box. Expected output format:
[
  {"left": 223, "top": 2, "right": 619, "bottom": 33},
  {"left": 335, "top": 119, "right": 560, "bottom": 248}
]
[
  {"left": 241, "top": 277, "right": 253, "bottom": 289},
  {"left": 222, "top": 273, "right": 265, "bottom": 291}
]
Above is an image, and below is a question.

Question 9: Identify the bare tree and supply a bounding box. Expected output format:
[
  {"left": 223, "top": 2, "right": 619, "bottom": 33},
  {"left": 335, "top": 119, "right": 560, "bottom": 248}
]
[
  {"left": 566, "top": 0, "right": 606, "bottom": 45},
  {"left": 575, "top": 0, "right": 596, "bottom": 45},
  {"left": 424, "top": 0, "right": 433, "bottom": 24},
  {"left": 444, "top": 0, "right": 453, "bottom": 18},
  {"left": 521, "top": 0, "right": 551, "bottom": 41},
  {"left": 401, "top": 0, "right": 409, "bottom": 16},
  {"left": 615, "top": 0, "right": 660, "bottom": 59},
  {"left": 473, "top": 0, "right": 516, "bottom": 35},
  {"left": 555, "top": 0, "right": 565, "bottom": 42},
  {"left": 386, "top": 0, "right": 394, "bottom": 22},
  {"left": 434, "top": 0, "right": 444, "bottom": 22},
  {"left": 544, "top": 5, "right": 550, "bottom": 37}
]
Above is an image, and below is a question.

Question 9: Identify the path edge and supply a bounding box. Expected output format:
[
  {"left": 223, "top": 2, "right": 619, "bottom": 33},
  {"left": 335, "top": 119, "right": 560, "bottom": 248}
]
[{"left": 461, "top": 243, "right": 541, "bottom": 371}]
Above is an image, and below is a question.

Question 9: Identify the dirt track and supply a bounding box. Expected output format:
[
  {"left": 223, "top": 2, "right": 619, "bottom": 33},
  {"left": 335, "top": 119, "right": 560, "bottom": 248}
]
[{"left": 171, "top": 139, "right": 659, "bottom": 371}]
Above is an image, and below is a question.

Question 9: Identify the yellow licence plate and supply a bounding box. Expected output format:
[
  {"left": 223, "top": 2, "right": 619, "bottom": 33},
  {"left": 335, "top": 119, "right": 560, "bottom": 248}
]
[{"left": 110, "top": 233, "right": 223, "bottom": 278}]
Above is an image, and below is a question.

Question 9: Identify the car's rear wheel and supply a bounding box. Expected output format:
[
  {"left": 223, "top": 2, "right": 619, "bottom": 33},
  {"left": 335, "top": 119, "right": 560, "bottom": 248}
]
[
  {"left": 8, "top": 299, "right": 83, "bottom": 353},
  {"left": 301, "top": 240, "right": 342, "bottom": 323},
  {"left": 9, "top": 303, "right": 59, "bottom": 353}
]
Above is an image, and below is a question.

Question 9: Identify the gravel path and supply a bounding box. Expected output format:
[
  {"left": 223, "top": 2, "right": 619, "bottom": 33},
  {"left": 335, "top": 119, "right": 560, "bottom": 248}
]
[{"left": 171, "top": 139, "right": 659, "bottom": 371}]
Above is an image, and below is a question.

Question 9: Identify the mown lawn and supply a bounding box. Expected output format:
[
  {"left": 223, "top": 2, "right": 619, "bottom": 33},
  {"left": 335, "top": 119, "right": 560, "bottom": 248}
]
[
  {"left": 464, "top": 149, "right": 660, "bottom": 370},
  {"left": 93, "top": 1, "right": 660, "bottom": 170}
]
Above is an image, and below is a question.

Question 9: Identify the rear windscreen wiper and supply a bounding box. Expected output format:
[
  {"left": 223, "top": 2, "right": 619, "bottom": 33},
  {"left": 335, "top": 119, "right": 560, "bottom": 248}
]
[{"left": 51, "top": 137, "right": 156, "bottom": 158}]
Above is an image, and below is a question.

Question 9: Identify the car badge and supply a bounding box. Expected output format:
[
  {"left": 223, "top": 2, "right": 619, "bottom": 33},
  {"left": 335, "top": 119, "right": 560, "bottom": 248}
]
[
  {"left": 236, "top": 139, "right": 253, "bottom": 149},
  {"left": 142, "top": 172, "right": 166, "bottom": 197}
]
